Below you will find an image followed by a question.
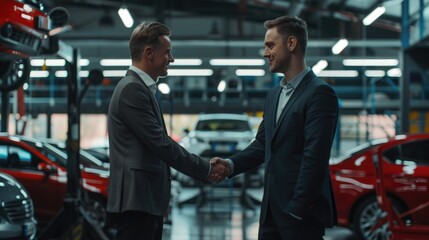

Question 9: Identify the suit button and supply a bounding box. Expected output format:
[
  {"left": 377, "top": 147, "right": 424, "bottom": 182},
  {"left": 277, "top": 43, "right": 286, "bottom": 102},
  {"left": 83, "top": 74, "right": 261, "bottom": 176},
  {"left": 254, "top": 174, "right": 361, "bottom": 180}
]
[{"left": 168, "top": 176, "right": 172, "bottom": 181}]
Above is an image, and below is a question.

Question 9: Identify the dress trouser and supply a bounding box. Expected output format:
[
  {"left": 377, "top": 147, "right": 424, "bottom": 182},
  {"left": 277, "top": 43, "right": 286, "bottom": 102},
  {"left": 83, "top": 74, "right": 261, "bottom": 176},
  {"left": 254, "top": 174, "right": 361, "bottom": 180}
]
[
  {"left": 110, "top": 210, "right": 163, "bottom": 240},
  {"left": 258, "top": 204, "right": 325, "bottom": 240}
]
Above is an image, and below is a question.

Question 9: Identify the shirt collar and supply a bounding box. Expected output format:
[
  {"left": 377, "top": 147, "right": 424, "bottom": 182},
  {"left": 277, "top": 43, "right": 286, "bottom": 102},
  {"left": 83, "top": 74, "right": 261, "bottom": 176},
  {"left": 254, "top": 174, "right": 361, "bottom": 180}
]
[
  {"left": 129, "top": 65, "right": 157, "bottom": 88},
  {"left": 280, "top": 67, "right": 311, "bottom": 89}
]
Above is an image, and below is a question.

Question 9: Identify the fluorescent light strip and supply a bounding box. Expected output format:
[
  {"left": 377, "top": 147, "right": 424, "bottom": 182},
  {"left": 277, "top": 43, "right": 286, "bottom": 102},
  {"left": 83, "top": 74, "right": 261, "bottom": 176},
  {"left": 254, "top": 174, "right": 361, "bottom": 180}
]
[
  {"left": 332, "top": 39, "right": 348, "bottom": 55},
  {"left": 118, "top": 7, "right": 134, "bottom": 28},
  {"left": 167, "top": 69, "right": 213, "bottom": 76},
  {"left": 170, "top": 59, "right": 202, "bottom": 66},
  {"left": 210, "top": 59, "right": 265, "bottom": 66},
  {"left": 30, "top": 70, "right": 49, "bottom": 78},
  {"left": 100, "top": 59, "right": 131, "bottom": 66},
  {"left": 363, "top": 6, "right": 386, "bottom": 26},
  {"left": 236, "top": 69, "right": 265, "bottom": 76},
  {"left": 365, "top": 70, "right": 385, "bottom": 77},
  {"left": 55, "top": 70, "right": 89, "bottom": 78},
  {"left": 80, "top": 59, "right": 90, "bottom": 66},
  {"left": 316, "top": 70, "right": 358, "bottom": 78},
  {"left": 387, "top": 68, "right": 402, "bottom": 77},
  {"left": 343, "top": 59, "right": 398, "bottom": 66},
  {"left": 312, "top": 60, "right": 328, "bottom": 74},
  {"left": 31, "top": 59, "right": 89, "bottom": 66},
  {"left": 31, "top": 59, "right": 65, "bottom": 66},
  {"left": 103, "top": 70, "right": 127, "bottom": 77}
]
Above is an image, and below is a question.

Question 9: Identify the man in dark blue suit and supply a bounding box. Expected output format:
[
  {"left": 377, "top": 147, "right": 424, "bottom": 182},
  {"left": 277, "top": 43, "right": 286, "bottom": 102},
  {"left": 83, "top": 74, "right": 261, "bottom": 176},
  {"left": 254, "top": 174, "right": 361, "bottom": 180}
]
[{"left": 212, "top": 16, "right": 338, "bottom": 239}]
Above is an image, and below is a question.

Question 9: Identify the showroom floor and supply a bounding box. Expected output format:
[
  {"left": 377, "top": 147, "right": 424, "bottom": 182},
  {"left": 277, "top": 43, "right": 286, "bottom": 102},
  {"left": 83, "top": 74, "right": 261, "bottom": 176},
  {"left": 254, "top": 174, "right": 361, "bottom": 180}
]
[{"left": 161, "top": 187, "right": 359, "bottom": 240}]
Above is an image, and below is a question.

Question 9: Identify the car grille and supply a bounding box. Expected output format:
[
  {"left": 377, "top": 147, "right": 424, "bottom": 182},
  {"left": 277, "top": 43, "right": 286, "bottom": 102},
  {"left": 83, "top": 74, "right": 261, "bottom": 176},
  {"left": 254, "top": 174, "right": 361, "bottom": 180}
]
[
  {"left": 2, "top": 199, "right": 33, "bottom": 224},
  {"left": 8, "top": 25, "right": 41, "bottom": 50}
]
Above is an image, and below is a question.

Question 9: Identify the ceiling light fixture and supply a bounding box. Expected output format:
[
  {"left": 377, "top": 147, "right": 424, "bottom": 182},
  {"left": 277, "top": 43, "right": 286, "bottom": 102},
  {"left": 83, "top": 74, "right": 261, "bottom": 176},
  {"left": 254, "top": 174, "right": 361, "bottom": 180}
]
[
  {"left": 343, "top": 59, "right": 398, "bottom": 66},
  {"left": 170, "top": 59, "right": 203, "bottom": 66},
  {"left": 365, "top": 70, "right": 386, "bottom": 78},
  {"left": 118, "top": 6, "right": 134, "bottom": 28},
  {"left": 210, "top": 59, "right": 265, "bottom": 66},
  {"left": 363, "top": 6, "right": 386, "bottom": 26},
  {"left": 235, "top": 69, "right": 265, "bottom": 76},
  {"left": 100, "top": 59, "right": 131, "bottom": 66},
  {"left": 331, "top": 39, "right": 348, "bottom": 55},
  {"left": 167, "top": 69, "right": 213, "bottom": 76},
  {"left": 312, "top": 60, "right": 328, "bottom": 74},
  {"left": 316, "top": 70, "right": 359, "bottom": 78}
]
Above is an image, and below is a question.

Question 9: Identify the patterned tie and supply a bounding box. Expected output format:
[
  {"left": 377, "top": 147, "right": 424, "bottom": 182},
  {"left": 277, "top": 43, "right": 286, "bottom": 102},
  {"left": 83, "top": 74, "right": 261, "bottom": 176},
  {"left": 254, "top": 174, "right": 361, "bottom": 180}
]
[{"left": 285, "top": 83, "right": 294, "bottom": 96}]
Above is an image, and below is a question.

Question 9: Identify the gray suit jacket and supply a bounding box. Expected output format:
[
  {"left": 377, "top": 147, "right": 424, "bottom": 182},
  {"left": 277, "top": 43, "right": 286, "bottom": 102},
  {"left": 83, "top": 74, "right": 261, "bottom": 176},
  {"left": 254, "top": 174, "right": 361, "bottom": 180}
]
[
  {"left": 107, "top": 70, "right": 210, "bottom": 216},
  {"left": 230, "top": 70, "right": 338, "bottom": 227}
]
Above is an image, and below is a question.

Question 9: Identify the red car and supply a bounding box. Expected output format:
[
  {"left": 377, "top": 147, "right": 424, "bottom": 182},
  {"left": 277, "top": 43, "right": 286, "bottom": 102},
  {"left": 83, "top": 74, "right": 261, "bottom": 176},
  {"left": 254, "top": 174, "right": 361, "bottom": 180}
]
[
  {"left": 0, "top": 134, "right": 109, "bottom": 228},
  {"left": 330, "top": 133, "right": 429, "bottom": 240},
  {"left": 0, "top": 0, "right": 51, "bottom": 60}
]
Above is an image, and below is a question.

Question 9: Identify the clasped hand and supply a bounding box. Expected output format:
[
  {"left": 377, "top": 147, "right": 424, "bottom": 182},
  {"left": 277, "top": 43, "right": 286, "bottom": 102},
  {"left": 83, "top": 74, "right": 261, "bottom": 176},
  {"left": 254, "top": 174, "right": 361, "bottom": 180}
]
[{"left": 208, "top": 157, "right": 230, "bottom": 183}]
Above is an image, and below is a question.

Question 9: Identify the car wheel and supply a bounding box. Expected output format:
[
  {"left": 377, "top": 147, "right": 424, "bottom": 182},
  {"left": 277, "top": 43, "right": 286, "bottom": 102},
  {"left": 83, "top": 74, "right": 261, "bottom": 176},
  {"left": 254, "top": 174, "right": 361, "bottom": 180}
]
[
  {"left": 352, "top": 196, "right": 407, "bottom": 240},
  {"left": 86, "top": 195, "right": 107, "bottom": 229}
]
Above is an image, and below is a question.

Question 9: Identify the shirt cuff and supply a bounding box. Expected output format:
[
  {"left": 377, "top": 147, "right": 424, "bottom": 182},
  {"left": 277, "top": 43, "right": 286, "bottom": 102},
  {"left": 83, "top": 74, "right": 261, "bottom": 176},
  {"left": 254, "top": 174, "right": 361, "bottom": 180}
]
[{"left": 225, "top": 158, "right": 234, "bottom": 176}]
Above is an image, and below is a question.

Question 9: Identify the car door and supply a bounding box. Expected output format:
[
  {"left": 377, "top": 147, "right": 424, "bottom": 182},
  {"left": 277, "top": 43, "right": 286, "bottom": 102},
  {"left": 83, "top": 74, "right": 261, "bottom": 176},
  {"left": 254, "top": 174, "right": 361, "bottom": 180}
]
[
  {"left": 381, "top": 138, "right": 429, "bottom": 225},
  {"left": 0, "top": 143, "right": 63, "bottom": 222}
]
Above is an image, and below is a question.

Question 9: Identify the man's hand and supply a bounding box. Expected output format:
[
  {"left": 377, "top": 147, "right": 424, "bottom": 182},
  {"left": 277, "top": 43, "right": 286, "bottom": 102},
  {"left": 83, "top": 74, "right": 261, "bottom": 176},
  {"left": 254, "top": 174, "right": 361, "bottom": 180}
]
[{"left": 208, "top": 157, "right": 230, "bottom": 183}]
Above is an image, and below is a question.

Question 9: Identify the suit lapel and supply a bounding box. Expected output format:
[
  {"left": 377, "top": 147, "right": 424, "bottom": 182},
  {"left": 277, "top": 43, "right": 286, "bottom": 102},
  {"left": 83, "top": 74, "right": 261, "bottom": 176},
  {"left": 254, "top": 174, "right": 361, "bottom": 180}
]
[
  {"left": 271, "top": 71, "right": 314, "bottom": 142},
  {"left": 126, "top": 70, "right": 167, "bottom": 132}
]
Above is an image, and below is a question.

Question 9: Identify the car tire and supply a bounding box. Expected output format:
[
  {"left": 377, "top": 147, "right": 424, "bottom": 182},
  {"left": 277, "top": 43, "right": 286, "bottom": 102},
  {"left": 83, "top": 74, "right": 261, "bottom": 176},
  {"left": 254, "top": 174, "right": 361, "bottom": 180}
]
[{"left": 352, "top": 195, "right": 408, "bottom": 240}]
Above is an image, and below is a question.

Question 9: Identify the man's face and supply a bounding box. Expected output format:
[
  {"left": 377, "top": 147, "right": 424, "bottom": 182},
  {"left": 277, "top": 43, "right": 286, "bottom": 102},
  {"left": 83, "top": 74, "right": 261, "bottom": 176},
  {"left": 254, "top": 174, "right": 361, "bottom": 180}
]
[
  {"left": 263, "top": 27, "right": 290, "bottom": 74},
  {"left": 152, "top": 35, "right": 174, "bottom": 78}
]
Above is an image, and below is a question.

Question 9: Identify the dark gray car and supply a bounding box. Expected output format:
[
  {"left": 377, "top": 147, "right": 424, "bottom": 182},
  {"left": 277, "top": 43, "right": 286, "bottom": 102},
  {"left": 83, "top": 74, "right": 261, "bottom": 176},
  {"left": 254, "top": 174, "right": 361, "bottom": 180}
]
[{"left": 0, "top": 172, "right": 36, "bottom": 239}]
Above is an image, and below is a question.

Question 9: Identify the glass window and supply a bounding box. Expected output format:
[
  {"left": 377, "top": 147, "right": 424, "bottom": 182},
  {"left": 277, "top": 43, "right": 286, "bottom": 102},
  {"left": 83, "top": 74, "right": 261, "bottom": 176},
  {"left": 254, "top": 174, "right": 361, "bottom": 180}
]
[
  {"left": 196, "top": 119, "right": 251, "bottom": 132},
  {"left": 383, "top": 139, "right": 429, "bottom": 166},
  {"left": 0, "top": 145, "right": 7, "bottom": 167}
]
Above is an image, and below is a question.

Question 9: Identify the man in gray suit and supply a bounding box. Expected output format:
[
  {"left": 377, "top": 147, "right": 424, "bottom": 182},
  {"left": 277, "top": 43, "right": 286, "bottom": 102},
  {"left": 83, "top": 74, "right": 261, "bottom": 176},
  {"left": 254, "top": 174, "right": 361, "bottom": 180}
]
[
  {"left": 212, "top": 16, "right": 338, "bottom": 239},
  {"left": 107, "top": 21, "right": 229, "bottom": 240}
]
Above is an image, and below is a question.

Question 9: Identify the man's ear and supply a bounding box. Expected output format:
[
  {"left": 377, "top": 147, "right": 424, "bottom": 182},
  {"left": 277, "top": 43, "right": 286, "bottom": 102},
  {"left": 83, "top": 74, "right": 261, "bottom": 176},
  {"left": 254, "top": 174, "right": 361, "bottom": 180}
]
[
  {"left": 144, "top": 46, "right": 154, "bottom": 62},
  {"left": 287, "top": 36, "right": 297, "bottom": 52}
]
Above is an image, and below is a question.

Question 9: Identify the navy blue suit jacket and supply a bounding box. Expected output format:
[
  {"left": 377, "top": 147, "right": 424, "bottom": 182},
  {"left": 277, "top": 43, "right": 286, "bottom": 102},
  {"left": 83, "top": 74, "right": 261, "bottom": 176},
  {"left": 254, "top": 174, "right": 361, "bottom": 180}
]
[{"left": 230, "top": 70, "right": 338, "bottom": 227}]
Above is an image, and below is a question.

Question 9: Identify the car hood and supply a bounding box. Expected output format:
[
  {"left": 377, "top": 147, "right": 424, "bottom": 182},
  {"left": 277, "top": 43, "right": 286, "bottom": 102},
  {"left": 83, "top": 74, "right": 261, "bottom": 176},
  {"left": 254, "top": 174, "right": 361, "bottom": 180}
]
[{"left": 0, "top": 172, "right": 31, "bottom": 203}]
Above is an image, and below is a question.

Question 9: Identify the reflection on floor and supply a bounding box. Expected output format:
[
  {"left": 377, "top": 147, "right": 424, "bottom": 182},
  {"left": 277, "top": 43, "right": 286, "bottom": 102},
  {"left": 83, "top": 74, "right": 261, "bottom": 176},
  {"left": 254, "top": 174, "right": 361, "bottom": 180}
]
[{"left": 162, "top": 187, "right": 359, "bottom": 240}]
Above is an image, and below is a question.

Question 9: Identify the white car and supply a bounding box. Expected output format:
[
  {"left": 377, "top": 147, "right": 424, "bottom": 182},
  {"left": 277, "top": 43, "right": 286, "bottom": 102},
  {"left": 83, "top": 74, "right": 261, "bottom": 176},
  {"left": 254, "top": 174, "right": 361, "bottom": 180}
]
[{"left": 180, "top": 113, "right": 255, "bottom": 159}]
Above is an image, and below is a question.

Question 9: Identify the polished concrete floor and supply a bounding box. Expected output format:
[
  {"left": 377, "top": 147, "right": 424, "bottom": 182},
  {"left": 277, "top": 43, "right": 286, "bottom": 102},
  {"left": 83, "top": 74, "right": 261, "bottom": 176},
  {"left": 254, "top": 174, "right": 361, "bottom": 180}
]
[{"left": 162, "top": 187, "right": 359, "bottom": 240}]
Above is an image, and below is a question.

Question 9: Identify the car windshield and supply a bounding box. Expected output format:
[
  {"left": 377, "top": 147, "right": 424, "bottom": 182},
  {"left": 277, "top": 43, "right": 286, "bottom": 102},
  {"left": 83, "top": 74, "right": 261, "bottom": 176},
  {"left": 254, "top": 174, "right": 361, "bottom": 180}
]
[{"left": 195, "top": 119, "right": 250, "bottom": 132}]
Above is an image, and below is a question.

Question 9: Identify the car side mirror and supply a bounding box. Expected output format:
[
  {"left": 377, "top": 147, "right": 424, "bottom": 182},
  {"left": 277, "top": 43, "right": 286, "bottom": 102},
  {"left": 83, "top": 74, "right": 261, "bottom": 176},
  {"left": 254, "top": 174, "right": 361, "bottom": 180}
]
[{"left": 37, "top": 162, "right": 55, "bottom": 175}]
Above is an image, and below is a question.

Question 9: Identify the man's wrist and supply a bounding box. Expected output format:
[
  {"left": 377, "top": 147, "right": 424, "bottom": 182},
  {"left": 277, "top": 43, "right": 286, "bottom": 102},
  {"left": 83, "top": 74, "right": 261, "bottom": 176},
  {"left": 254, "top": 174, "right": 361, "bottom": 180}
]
[{"left": 225, "top": 158, "right": 234, "bottom": 176}]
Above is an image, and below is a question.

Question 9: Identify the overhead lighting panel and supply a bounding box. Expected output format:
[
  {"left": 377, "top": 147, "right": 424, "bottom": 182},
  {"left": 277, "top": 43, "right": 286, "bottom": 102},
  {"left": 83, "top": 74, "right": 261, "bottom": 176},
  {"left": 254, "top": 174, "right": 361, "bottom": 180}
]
[
  {"left": 343, "top": 59, "right": 398, "bottom": 66},
  {"left": 118, "top": 6, "right": 134, "bottom": 28},
  {"left": 363, "top": 6, "right": 386, "bottom": 26},
  {"left": 331, "top": 39, "right": 348, "bottom": 55},
  {"left": 210, "top": 59, "right": 265, "bottom": 66}
]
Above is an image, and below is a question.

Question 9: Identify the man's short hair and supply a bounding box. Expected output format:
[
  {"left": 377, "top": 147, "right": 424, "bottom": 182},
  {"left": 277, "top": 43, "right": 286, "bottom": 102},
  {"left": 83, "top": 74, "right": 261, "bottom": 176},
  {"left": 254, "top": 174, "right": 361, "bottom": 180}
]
[
  {"left": 129, "top": 21, "right": 171, "bottom": 62},
  {"left": 264, "top": 16, "right": 308, "bottom": 54}
]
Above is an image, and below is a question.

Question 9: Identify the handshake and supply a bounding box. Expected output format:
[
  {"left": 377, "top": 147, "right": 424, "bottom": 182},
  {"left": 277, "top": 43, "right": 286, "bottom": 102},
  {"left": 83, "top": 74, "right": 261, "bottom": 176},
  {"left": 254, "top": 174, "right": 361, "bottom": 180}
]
[{"left": 208, "top": 157, "right": 231, "bottom": 183}]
